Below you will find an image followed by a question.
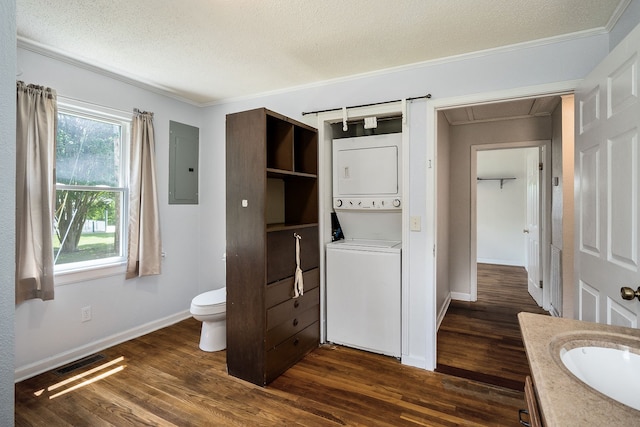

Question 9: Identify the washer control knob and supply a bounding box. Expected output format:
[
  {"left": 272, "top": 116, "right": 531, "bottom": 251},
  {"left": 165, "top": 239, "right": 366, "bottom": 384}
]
[
  {"left": 335, "top": 199, "right": 343, "bottom": 207},
  {"left": 393, "top": 199, "right": 401, "bottom": 207}
]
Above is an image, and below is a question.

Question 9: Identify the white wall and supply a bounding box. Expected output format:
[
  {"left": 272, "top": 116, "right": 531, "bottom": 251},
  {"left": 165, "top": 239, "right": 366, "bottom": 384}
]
[
  {"left": 436, "top": 112, "right": 451, "bottom": 324},
  {"left": 0, "top": 1, "right": 16, "bottom": 423},
  {"left": 405, "top": 100, "right": 431, "bottom": 367},
  {"left": 551, "top": 105, "right": 564, "bottom": 249},
  {"left": 476, "top": 148, "right": 530, "bottom": 266},
  {"left": 199, "top": 33, "right": 609, "bottom": 370},
  {"left": 14, "top": 48, "right": 206, "bottom": 380},
  {"left": 611, "top": 0, "right": 640, "bottom": 50}
]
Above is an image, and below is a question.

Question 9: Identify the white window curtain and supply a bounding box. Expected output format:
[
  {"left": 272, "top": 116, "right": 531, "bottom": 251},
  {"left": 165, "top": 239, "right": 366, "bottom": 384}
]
[
  {"left": 126, "top": 109, "right": 162, "bottom": 279},
  {"left": 15, "top": 81, "right": 57, "bottom": 304}
]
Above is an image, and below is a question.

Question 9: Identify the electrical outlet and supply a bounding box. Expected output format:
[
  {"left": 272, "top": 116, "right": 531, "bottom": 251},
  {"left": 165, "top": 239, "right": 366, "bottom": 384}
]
[{"left": 81, "top": 306, "right": 92, "bottom": 322}]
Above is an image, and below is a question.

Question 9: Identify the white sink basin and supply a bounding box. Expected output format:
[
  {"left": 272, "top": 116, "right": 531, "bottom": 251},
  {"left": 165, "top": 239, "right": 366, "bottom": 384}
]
[{"left": 560, "top": 345, "right": 640, "bottom": 410}]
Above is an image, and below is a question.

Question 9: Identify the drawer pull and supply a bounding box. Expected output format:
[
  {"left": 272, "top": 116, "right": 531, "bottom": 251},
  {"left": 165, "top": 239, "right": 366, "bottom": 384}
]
[
  {"left": 293, "top": 338, "right": 300, "bottom": 346},
  {"left": 294, "top": 300, "right": 300, "bottom": 308},
  {"left": 518, "top": 409, "right": 531, "bottom": 427},
  {"left": 293, "top": 318, "right": 299, "bottom": 327}
]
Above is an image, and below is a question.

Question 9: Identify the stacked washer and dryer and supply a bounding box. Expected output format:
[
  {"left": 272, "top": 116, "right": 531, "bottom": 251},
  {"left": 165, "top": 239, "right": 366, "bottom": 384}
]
[{"left": 326, "top": 132, "right": 402, "bottom": 358}]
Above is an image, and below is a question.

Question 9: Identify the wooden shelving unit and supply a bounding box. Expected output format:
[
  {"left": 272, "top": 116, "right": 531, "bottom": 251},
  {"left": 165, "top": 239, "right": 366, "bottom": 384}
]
[{"left": 226, "top": 108, "right": 319, "bottom": 386}]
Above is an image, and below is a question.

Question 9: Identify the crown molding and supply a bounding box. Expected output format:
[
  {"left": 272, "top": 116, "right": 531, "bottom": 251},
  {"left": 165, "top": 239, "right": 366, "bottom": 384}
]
[
  {"left": 20, "top": 25, "right": 610, "bottom": 108},
  {"left": 606, "top": 0, "right": 632, "bottom": 32},
  {"left": 17, "top": 37, "right": 202, "bottom": 107}
]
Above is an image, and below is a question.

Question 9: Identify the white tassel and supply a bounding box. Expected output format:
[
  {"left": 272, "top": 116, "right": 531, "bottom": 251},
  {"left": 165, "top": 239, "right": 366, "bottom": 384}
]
[
  {"left": 342, "top": 107, "right": 348, "bottom": 132},
  {"left": 293, "top": 233, "right": 304, "bottom": 298}
]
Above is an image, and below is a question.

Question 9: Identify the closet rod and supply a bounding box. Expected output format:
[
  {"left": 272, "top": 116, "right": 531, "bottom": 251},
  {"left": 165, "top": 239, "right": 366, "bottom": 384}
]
[
  {"left": 301, "top": 94, "right": 432, "bottom": 116},
  {"left": 477, "top": 177, "right": 516, "bottom": 189}
]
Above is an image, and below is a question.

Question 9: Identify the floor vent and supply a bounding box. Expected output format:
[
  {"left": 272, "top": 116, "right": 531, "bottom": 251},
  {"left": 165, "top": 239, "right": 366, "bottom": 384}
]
[{"left": 55, "top": 353, "right": 105, "bottom": 375}]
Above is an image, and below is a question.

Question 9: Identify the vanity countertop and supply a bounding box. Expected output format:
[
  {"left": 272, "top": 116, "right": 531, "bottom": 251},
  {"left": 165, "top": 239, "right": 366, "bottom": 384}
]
[{"left": 518, "top": 312, "right": 640, "bottom": 425}]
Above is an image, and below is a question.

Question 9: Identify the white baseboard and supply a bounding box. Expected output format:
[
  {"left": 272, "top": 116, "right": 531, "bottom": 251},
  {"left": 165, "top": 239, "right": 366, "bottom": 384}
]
[
  {"left": 477, "top": 258, "right": 524, "bottom": 267},
  {"left": 450, "top": 292, "right": 472, "bottom": 302},
  {"left": 437, "top": 293, "right": 452, "bottom": 331},
  {"left": 15, "top": 310, "right": 192, "bottom": 382},
  {"left": 401, "top": 354, "right": 429, "bottom": 370}
]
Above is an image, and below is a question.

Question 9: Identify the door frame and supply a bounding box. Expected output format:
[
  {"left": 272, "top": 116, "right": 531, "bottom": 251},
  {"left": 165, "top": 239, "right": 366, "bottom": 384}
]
[
  {"left": 471, "top": 141, "right": 550, "bottom": 307},
  {"left": 427, "top": 80, "right": 578, "bottom": 366}
]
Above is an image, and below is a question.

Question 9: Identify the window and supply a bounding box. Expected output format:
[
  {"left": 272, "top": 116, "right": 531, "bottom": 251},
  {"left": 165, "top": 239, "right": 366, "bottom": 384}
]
[{"left": 54, "top": 101, "right": 130, "bottom": 276}]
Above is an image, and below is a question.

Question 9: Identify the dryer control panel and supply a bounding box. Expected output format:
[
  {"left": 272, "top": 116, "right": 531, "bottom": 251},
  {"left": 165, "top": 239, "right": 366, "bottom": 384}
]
[{"left": 334, "top": 197, "right": 401, "bottom": 210}]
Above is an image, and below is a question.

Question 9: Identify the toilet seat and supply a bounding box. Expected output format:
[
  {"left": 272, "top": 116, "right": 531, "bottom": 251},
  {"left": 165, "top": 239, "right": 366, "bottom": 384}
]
[{"left": 190, "top": 288, "right": 226, "bottom": 316}]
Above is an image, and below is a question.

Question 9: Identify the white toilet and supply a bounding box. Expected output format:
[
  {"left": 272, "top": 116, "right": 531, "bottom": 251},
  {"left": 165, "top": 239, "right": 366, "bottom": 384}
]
[{"left": 190, "top": 287, "right": 226, "bottom": 352}]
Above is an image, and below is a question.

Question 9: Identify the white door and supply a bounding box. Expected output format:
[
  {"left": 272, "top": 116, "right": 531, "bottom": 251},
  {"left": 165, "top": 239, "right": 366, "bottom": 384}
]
[
  {"left": 526, "top": 147, "right": 543, "bottom": 306},
  {"left": 575, "top": 23, "right": 640, "bottom": 327}
]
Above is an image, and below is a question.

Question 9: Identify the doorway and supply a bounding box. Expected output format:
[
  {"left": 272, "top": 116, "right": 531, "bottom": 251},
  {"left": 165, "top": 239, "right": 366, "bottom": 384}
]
[
  {"left": 433, "top": 90, "right": 575, "bottom": 381},
  {"left": 475, "top": 146, "right": 542, "bottom": 305},
  {"left": 438, "top": 97, "right": 558, "bottom": 309},
  {"left": 473, "top": 142, "right": 549, "bottom": 307}
]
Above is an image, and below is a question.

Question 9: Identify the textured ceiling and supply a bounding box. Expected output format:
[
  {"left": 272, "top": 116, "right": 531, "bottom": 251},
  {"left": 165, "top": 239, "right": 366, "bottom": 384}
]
[{"left": 17, "top": 0, "right": 625, "bottom": 105}]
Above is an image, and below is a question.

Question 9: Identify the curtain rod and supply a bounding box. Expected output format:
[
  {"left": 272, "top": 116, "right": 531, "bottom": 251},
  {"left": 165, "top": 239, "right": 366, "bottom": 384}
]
[{"left": 301, "top": 94, "right": 432, "bottom": 116}]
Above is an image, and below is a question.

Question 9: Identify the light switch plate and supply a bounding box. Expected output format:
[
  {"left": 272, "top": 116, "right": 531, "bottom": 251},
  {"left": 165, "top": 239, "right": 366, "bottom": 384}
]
[{"left": 410, "top": 216, "right": 421, "bottom": 231}]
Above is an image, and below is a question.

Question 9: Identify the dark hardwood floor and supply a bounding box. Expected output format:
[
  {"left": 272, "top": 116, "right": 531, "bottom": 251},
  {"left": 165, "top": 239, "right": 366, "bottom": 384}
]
[
  {"left": 436, "top": 263, "right": 548, "bottom": 391},
  {"left": 16, "top": 316, "right": 527, "bottom": 426}
]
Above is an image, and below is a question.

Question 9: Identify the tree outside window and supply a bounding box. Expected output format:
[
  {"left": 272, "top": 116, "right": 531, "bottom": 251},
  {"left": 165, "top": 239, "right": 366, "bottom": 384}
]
[{"left": 54, "top": 108, "right": 128, "bottom": 268}]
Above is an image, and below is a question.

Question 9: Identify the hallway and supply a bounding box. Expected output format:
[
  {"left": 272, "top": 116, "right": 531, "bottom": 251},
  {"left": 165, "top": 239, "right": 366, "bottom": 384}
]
[{"left": 436, "top": 263, "right": 548, "bottom": 391}]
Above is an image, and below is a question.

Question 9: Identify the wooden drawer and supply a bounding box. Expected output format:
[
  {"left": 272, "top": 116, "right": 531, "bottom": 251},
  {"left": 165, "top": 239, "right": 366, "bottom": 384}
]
[
  {"left": 521, "top": 376, "right": 543, "bottom": 427},
  {"left": 267, "top": 226, "right": 319, "bottom": 283},
  {"left": 266, "top": 321, "right": 319, "bottom": 383},
  {"left": 266, "top": 305, "right": 319, "bottom": 348},
  {"left": 266, "top": 268, "right": 319, "bottom": 308},
  {"left": 267, "top": 286, "right": 319, "bottom": 329}
]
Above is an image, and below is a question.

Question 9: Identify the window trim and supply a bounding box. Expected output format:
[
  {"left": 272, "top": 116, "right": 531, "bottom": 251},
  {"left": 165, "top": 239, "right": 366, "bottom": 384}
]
[{"left": 54, "top": 98, "right": 131, "bottom": 285}]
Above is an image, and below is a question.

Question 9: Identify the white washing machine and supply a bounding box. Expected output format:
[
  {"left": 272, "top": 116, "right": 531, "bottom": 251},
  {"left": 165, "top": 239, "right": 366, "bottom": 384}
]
[{"left": 326, "top": 239, "right": 401, "bottom": 357}]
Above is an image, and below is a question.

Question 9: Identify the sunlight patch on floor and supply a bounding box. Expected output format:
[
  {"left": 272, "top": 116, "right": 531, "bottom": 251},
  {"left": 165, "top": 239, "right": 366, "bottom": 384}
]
[{"left": 33, "top": 356, "right": 126, "bottom": 399}]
